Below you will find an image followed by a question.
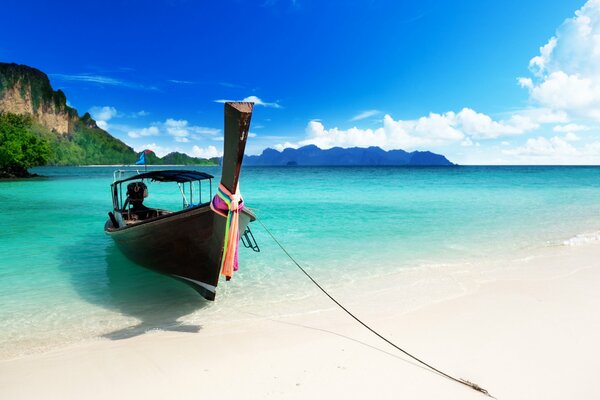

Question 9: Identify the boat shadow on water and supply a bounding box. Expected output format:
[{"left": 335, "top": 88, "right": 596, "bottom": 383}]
[{"left": 59, "top": 236, "right": 209, "bottom": 340}]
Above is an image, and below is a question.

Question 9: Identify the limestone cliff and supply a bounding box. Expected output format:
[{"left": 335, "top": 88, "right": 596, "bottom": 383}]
[
  {"left": 0, "top": 62, "right": 137, "bottom": 165},
  {"left": 0, "top": 63, "right": 78, "bottom": 134}
]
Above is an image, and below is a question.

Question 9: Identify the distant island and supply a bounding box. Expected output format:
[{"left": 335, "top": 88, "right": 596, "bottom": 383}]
[
  {"left": 0, "top": 62, "right": 216, "bottom": 178},
  {"left": 244, "top": 145, "right": 454, "bottom": 166},
  {"left": 138, "top": 150, "right": 219, "bottom": 166}
]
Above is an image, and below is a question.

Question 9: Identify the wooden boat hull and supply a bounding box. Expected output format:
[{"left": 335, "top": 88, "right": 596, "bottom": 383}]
[
  {"left": 105, "top": 102, "right": 255, "bottom": 301},
  {"left": 104, "top": 205, "right": 254, "bottom": 300}
]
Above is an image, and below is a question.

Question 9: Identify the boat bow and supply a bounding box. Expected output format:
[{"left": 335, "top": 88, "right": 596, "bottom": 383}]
[{"left": 210, "top": 102, "right": 254, "bottom": 281}]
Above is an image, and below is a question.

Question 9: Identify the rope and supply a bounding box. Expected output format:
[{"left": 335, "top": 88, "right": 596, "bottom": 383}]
[
  {"left": 211, "top": 183, "right": 243, "bottom": 280},
  {"left": 255, "top": 217, "right": 495, "bottom": 399}
]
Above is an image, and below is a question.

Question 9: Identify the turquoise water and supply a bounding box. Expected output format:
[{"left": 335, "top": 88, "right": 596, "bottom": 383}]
[{"left": 1, "top": 166, "right": 600, "bottom": 358}]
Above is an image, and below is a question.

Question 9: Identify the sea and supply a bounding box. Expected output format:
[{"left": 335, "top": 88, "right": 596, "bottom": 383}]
[{"left": 1, "top": 165, "right": 600, "bottom": 359}]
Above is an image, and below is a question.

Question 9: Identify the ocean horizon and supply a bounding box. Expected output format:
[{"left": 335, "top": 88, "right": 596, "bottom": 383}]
[{"left": 1, "top": 165, "right": 600, "bottom": 359}]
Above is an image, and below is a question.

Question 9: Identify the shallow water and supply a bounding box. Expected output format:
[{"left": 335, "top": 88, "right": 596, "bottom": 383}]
[{"left": 1, "top": 165, "right": 600, "bottom": 358}]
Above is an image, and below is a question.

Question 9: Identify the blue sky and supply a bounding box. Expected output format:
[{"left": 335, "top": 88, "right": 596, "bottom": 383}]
[{"left": 1, "top": 0, "right": 597, "bottom": 164}]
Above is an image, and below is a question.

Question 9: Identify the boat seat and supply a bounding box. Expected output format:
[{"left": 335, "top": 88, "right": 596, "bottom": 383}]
[{"left": 123, "top": 208, "right": 159, "bottom": 221}]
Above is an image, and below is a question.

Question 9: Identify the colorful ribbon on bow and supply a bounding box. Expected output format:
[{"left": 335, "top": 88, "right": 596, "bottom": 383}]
[{"left": 210, "top": 183, "right": 244, "bottom": 280}]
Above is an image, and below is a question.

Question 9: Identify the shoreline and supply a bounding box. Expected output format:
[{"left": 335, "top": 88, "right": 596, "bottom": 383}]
[{"left": 1, "top": 239, "right": 599, "bottom": 399}]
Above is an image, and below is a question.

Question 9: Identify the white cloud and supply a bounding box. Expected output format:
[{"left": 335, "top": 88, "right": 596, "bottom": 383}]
[
  {"left": 528, "top": 37, "right": 557, "bottom": 76},
  {"left": 517, "top": 77, "right": 533, "bottom": 89},
  {"left": 163, "top": 118, "right": 220, "bottom": 140},
  {"left": 89, "top": 106, "right": 118, "bottom": 122},
  {"left": 134, "top": 143, "right": 171, "bottom": 158},
  {"left": 274, "top": 142, "right": 300, "bottom": 151},
  {"left": 530, "top": 71, "right": 596, "bottom": 111},
  {"left": 89, "top": 106, "right": 118, "bottom": 130},
  {"left": 498, "top": 133, "right": 600, "bottom": 164},
  {"left": 564, "top": 132, "right": 580, "bottom": 141},
  {"left": 192, "top": 145, "right": 221, "bottom": 159},
  {"left": 242, "top": 95, "right": 281, "bottom": 108},
  {"left": 214, "top": 95, "right": 281, "bottom": 108},
  {"left": 168, "top": 79, "right": 196, "bottom": 84},
  {"left": 126, "top": 119, "right": 219, "bottom": 142},
  {"left": 51, "top": 74, "right": 157, "bottom": 90},
  {"left": 164, "top": 119, "right": 190, "bottom": 138},
  {"left": 517, "top": 108, "right": 569, "bottom": 124},
  {"left": 127, "top": 126, "right": 159, "bottom": 138},
  {"left": 89, "top": 106, "right": 150, "bottom": 131},
  {"left": 455, "top": 108, "right": 537, "bottom": 139},
  {"left": 461, "top": 138, "right": 474, "bottom": 147},
  {"left": 279, "top": 108, "right": 538, "bottom": 151},
  {"left": 503, "top": 136, "right": 577, "bottom": 157},
  {"left": 350, "top": 110, "right": 381, "bottom": 121},
  {"left": 519, "top": 0, "right": 600, "bottom": 120},
  {"left": 553, "top": 123, "right": 590, "bottom": 132}
]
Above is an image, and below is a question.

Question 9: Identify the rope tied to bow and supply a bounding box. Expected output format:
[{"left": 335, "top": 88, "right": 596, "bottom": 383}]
[{"left": 210, "top": 183, "right": 244, "bottom": 280}]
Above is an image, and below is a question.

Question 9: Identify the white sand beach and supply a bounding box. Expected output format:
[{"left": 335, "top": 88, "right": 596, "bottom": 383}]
[{"left": 1, "top": 241, "right": 599, "bottom": 400}]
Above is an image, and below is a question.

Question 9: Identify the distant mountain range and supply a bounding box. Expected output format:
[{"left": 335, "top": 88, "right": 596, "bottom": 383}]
[{"left": 244, "top": 145, "right": 454, "bottom": 166}]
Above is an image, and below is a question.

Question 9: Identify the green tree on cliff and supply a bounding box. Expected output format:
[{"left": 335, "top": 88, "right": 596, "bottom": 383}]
[{"left": 0, "top": 113, "right": 49, "bottom": 177}]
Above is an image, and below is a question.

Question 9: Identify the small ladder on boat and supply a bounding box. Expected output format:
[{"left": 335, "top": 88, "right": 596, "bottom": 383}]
[{"left": 241, "top": 226, "right": 260, "bottom": 252}]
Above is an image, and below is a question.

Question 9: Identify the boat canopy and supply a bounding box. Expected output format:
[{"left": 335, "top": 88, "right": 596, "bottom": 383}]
[{"left": 114, "top": 170, "right": 214, "bottom": 185}]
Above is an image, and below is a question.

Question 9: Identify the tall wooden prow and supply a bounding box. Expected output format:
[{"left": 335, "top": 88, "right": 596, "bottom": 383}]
[
  {"left": 220, "top": 102, "right": 253, "bottom": 193},
  {"left": 208, "top": 102, "right": 254, "bottom": 290}
]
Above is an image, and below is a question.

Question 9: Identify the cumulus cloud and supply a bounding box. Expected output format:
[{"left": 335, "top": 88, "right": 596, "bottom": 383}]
[
  {"left": 528, "top": 37, "right": 557, "bottom": 76},
  {"left": 134, "top": 143, "right": 172, "bottom": 158},
  {"left": 192, "top": 145, "right": 221, "bottom": 159},
  {"left": 89, "top": 106, "right": 118, "bottom": 130},
  {"left": 503, "top": 135, "right": 577, "bottom": 157},
  {"left": 89, "top": 106, "right": 151, "bottom": 130},
  {"left": 127, "top": 119, "right": 220, "bottom": 141},
  {"left": 455, "top": 108, "right": 538, "bottom": 139},
  {"left": 553, "top": 123, "right": 590, "bottom": 132},
  {"left": 461, "top": 138, "right": 475, "bottom": 147},
  {"left": 564, "top": 132, "right": 580, "bottom": 141},
  {"left": 214, "top": 95, "right": 281, "bottom": 108},
  {"left": 516, "top": 108, "right": 569, "bottom": 124},
  {"left": 498, "top": 133, "right": 600, "bottom": 164},
  {"left": 89, "top": 106, "right": 118, "bottom": 121},
  {"left": 279, "top": 108, "right": 538, "bottom": 151},
  {"left": 518, "top": 0, "right": 600, "bottom": 120},
  {"left": 127, "top": 126, "right": 159, "bottom": 138},
  {"left": 164, "top": 119, "right": 190, "bottom": 139},
  {"left": 164, "top": 118, "right": 220, "bottom": 142}
]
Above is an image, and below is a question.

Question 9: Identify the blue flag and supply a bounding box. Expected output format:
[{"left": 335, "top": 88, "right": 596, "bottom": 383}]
[{"left": 135, "top": 152, "right": 145, "bottom": 165}]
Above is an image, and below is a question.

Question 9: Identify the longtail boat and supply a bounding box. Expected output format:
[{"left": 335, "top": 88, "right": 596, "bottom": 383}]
[{"left": 104, "top": 102, "right": 259, "bottom": 300}]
